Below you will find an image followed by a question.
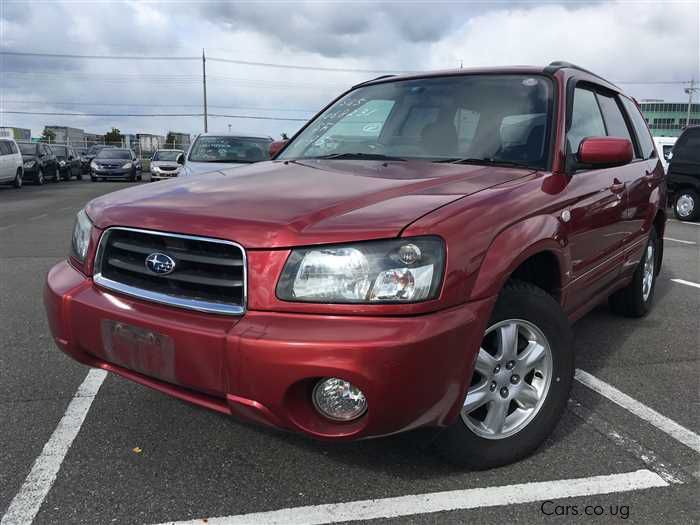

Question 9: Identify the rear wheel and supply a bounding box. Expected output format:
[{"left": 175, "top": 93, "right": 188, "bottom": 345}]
[
  {"left": 13, "top": 169, "right": 22, "bottom": 189},
  {"left": 673, "top": 190, "right": 699, "bottom": 221},
  {"left": 609, "top": 227, "right": 658, "bottom": 317},
  {"left": 435, "top": 281, "right": 573, "bottom": 469}
]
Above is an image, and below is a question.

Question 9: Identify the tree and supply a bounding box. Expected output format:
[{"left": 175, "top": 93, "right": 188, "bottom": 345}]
[
  {"left": 40, "top": 128, "right": 56, "bottom": 143},
  {"left": 104, "top": 127, "right": 122, "bottom": 146}
]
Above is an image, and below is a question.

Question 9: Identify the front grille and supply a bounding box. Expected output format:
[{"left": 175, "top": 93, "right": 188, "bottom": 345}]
[
  {"left": 94, "top": 228, "right": 246, "bottom": 315},
  {"left": 159, "top": 166, "right": 177, "bottom": 172}
]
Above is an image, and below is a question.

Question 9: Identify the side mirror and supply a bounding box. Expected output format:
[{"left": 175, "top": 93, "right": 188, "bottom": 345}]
[
  {"left": 577, "top": 137, "right": 633, "bottom": 167},
  {"left": 176, "top": 153, "right": 185, "bottom": 165},
  {"left": 269, "top": 140, "right": 289, "bottom": 159}
]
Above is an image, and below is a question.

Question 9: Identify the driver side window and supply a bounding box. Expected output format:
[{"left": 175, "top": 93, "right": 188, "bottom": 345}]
[{"left": 568, "top": 88, "right": 606, "bottom": 154}]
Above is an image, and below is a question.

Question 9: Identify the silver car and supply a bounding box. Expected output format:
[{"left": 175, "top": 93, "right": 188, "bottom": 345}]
[
  {"left": 180, "top": 133, "right": 273, "bottom": 177},
  {"left": 150, "top": 149, "right": 184, "bottom": 181}
]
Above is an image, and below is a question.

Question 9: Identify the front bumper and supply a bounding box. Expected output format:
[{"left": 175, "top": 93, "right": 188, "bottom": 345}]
[
  {"left": 150, "top": 170, "right": 179, "bottom": 180},
  {"left": 92, "top": 168, "right": 131, "bottom": 178},
  {"left": 45, "top": 260, "right": 494, "bottom": 440}
]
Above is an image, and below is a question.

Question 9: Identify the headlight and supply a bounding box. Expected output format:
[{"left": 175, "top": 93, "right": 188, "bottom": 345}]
[
  {"left": 59, "top": 160, "right": 66, "bottom": 167},
  {"left": 90, "top": 160, "right": 97, "bottom": 169},
  {"left": 151, "top": 165, "right": 159, "bottom": 173},
  {"left": 121, "top": 162, "right": 132, "bottom": 169},
  {"left": 276, "top": 237, "right": 444, "bottom": 303},
  {"left": 23, "top": 160, "right": 36, "bottom": 168},
  {"left": 71, "top": 209, "right": 93, "bottom": 262}
]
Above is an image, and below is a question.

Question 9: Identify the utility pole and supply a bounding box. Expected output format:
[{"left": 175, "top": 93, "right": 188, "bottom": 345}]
[
  {"left": 228, "top": 124, "right": 232, "bottom": 133},
  {"left": 685, "top": 79, "right": 698, "bottom": 128},
  {"left": 202, "top": 48, "right": 208, "bottom": 133}
]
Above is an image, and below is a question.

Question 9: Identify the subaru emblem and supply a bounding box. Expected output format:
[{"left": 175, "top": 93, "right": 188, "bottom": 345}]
[{"left": 145, "top": 252, "right": 175, "bottom": 275}]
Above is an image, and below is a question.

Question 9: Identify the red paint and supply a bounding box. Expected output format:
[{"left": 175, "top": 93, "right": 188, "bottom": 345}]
[
  {"left": 578, "top": 137, "right": 634, "bottom": 166},
  {"left": 45, "top": 65, "right": 666, "bottom": 440}
]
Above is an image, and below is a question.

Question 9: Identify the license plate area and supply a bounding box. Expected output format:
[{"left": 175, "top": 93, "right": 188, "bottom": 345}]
[{"left": 101, "top": 320, "right": 175, "bottom": 383}]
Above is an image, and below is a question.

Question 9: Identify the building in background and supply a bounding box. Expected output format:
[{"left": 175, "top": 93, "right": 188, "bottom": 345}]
[
  {"left": 136, "top": 133, "right": 166, "bottom": 157},
  {"left": 639, "top": 101, "right": 700, "bottom": 137},
  {"left": 121, "top": 134, "right": 137, "bottom": 149},
  {"left": 84, "top": 133, "right": 105, "bottom": 146},
  {"left": 165, "top": 131, "right": 191, "bottom": 150},
  {"left": 45, "top": 126, "right": 85, "bottom": 145},
  {"left": 0, "top": 127, "right": 31, "bottom": 140}
]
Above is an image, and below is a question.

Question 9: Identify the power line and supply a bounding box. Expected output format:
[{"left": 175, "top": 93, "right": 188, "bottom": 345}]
[
  {"left": 0, "top": 50, "right": 199, "bottom": 61},
  {"left": 0, "top": 110, "right": 309, "bottom": 121},
  {"left": 2, "top": 100, "right": 316, "bottom": 112}
]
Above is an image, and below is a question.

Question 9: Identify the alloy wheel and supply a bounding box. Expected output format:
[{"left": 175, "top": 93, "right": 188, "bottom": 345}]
[
  {"left": 676, "top": 194, "right": 695, "bottom": 218},
  {"left": 642, "top": 243, "right": 655, "bottom": 302},
  {"left": 462, "top": 319, "right": 553, "bottom": 439}
]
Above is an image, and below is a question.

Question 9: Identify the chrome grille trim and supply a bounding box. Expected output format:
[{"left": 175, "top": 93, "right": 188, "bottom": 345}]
[{"left": 93, "top": 227, "right": 247, "bottom": 316}]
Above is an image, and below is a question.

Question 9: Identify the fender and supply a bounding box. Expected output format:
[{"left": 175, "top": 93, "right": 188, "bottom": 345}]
[{"left": 469, "top": 214, "right": 569, "bottom": 301}]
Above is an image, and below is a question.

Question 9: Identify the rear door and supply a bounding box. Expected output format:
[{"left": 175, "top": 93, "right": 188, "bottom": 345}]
[{"left": 0, "top": 141, "right": 12, "bottom": 181}]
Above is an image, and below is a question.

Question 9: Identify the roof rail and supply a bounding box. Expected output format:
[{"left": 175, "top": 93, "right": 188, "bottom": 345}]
[
  {"left": 352, "top": 74, "right": 396, "bottom": 89},
  {"left": 544, "top": 61, "right": 618, "bottom": 87}
]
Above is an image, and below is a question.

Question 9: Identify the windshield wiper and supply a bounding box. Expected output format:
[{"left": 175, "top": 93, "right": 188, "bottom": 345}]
[
  {"left": 313, "top": 152, "right": 406, "bottom": 161},
  {"left": 435, "top": 157, "right": 532, "bottom": 169}
]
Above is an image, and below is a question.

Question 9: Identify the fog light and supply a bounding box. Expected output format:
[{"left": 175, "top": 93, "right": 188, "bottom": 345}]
[{"left": 312, "top": 378, "right": 367, "bottom": 421}]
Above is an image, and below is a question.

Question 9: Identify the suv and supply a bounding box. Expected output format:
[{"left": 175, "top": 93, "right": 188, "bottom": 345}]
[
  {"left": 667, "top": 126, "right": 700, "bottom": 221},
  {"left": 44, "top": 62, "right": 665, "bottom": 468},
  {"left": 0, "top": 137, "right": 23, "bottom": 188},
  {"left": 17, "top": 142, "right": 60, "bottom": 184}
]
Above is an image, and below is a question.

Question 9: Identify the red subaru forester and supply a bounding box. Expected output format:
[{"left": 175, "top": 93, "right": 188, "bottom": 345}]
[{"left": 45, "top": 62, "right": 665, "bottom": 468}]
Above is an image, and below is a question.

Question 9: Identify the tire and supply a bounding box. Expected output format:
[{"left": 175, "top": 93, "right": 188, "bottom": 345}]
[
  {"left": 609, "top": 227, "right": 658, "bottom": 317},
  {"left": 76, "top": 173, "right": 83, "bottom": 181},
  {"left": 673, "top": 190, "right": 699, "bottom": 221},
  {"left": 36, "top": 169, "right": 45, "bottom": 185},
  {"left": 435, "top": 280, "right": 574, "bottom": 469},
  {"left": 13, "top": 169, "right": 22, "bottom": 189}
]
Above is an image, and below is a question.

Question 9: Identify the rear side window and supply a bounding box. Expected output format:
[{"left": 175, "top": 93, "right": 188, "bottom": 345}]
[
  {"left": 620, "top": 97, "right": 655, "bottom": 159},
  {"left": 568, "top": 88, "right": 606, "bottom": 153},
  {"left": 672, "top": 128, "right": 700, "bottom": 163},
  {"left": 0, "top": 141, "right": 10, "bottom": 155},
  {"left": 9, "top": 141, "right": 18, "bottom": 154},
  {"left": 596, "top": 94, "right": 633, "bottom": 144}
]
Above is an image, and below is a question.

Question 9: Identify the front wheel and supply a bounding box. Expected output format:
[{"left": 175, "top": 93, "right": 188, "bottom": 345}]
[
  {"left": 435, "top": 281, "right": 574, "bottom": 469},
  {"left": 673, "top": 190, "right": 699, "bottom": 221}
]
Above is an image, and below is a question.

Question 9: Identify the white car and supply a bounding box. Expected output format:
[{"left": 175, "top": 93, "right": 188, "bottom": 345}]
[
  {"left": 0, "top": 137, "right": 24, "bottom": 188},
  {"left": 180, "top": 133, "right": 273, "bottom": 176},
  {"left": 653, "top": 136, "right": 677, "bottom": 173},
  {"left": 150, "top": 149, "right": 184, "bottom": 181}
]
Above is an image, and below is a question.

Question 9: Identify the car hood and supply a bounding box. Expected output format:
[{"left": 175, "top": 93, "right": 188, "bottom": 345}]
[
  {"left": 87, "top": 159, "right": 534, "bottom": 249},
  {"left": 182, "top": 160, "right": 251, "bottom": 176},
  {"left": 151, "top": 161, "right": 180, "bottom": 168}
]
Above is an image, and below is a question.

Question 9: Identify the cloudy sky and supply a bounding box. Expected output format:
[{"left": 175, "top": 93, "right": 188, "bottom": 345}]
[{"left": 0, "top": 0, "right": 698, "bottom": 139}]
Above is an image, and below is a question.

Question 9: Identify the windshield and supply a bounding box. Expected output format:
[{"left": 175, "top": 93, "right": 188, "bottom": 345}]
[
  {"left": 279, "top": 74, "right": 553, "bottom": 169},
  {"left": 188, "top": 136, "right": 271, "bottom": 163},
  {"left": 96, "top": 149, "right": 130, "bottom": 160},
  {"left": 52, "top": 145, "right": 68, "bottom": 157},
  {"left": 18, "top": 143, "right": 36, "bottom": 155},
  {"left": 88, "top": 145, "right": 109, "bottom": 155},
  {"left": 153, "top": 150, "right": 182, "bottom": 161}
]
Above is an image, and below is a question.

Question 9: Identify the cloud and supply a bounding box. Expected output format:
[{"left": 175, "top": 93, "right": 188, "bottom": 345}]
[{"left": 0, "top": 1, "right": 698, "bottom": 139}]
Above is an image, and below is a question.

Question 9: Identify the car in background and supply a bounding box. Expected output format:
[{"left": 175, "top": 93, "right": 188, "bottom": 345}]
[
  {"left": 17, "top": 142, "right": 60, "bottom": 185},
  {"left": 51, "top": 145, "right": 83, "bottom": 181},
  {"left": 150, "top": 149, "right": 184, "bottom": 181},
  {"left": 90, "top": 148, "right": 141, "bottom": 182},
  {"left": 0, "top": 137, "right": 23, "bottom": 188},
  {"left": 180, "top": 133, "right": 272, "bottom": 176},
  {"left": 83, "top": 144, "right": 114, "bottom": 173},
  {"left": 667, "top": 126, "right": 700, "bottom": 221},
  {"left": 653, "top": 136, "right": 676, "bottom": 173}
]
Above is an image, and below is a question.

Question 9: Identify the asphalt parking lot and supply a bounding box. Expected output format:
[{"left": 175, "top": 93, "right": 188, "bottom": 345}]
[{"left": 0, "top": 177, "right": 698, "bottom": 525}]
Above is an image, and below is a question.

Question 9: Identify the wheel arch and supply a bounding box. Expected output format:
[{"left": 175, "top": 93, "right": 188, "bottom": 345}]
[{"left": 469, "top": 214, "right": 568, "bottom": 304}]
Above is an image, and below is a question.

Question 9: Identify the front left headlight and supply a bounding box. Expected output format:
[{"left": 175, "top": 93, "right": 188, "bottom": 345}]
[
  {"left": 59, "top": 160, "right": 66, "bottom": 167},
  {"left": 121, "top": 162, "right": 133, "bottom": 169},
  {"left": 276, "top": 236, "right": 444, "bottom": 303},
  {"left": 71, "top": 209, "right": 93, "bottom": 262},
  {"left": 23, "top": 160, "right": 36, "bottom": 168}
]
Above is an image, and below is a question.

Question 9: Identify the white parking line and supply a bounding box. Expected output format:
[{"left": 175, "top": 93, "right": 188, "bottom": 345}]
[
  {"left": 664, "top": 237, "right": 697, "bottom": 245},
  {"left": 575, "top": 369, "right": 700, "bottom": 454},
  {"left": 671, "top": 279, "right": 700, "bottom": 289},
  {"left": 0, "top": 369, "right": 107, "bottom": 525},
  {"left": 152, "top": 470, "right": 667, "bottom": 525},
  {"left": 0, "top": 224, "right": 16, "bottom": 231},
  {"left": 668, "top": 219, "right": 700, "bottom": 226},
  {"left": 28, "top": 214, "right": 47, "bottom": 221}
]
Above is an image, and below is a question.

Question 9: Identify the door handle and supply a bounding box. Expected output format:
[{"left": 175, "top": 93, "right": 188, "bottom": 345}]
[{"left": 610, "top": 179, "right": 626, "bottom": 194}]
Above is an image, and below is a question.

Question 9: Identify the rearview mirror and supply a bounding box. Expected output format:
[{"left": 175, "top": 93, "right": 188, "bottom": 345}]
[
  {"left": 269, "top": 140, "right": 289, "bottom": 159},
  {"left": 577, "top": 137, "right": 633, "bottom": 167},
  {"left": 176, "top": 153, "right": 185, "bottom": 165}
]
